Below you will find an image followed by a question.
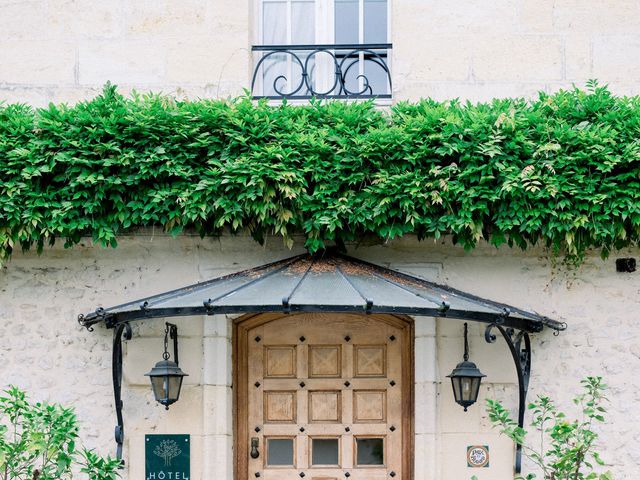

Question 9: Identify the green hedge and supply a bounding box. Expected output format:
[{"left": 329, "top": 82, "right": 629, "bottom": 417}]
[{"left": 1, "top": 82, "right": 639, "bottom": 262}]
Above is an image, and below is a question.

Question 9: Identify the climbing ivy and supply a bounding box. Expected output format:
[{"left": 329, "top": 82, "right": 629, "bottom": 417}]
[{"left": 0, "top": 81, "right": 638, "bottom": 262}]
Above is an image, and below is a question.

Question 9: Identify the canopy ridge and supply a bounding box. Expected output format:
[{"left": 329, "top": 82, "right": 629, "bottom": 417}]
[
  {"left": 333, "top": 252, "right": 558, "bottom": 326},
  {"left": 335, "top": 262, "right": 374, "bottom": 312},
  {"left": 282, "top": 256, "right": 316, "bottom": 311},
  {"left": 203, "top": 255, "right": 303, "bottom": 313}
]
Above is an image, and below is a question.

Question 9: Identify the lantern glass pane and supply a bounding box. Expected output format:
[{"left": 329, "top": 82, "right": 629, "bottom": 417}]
[
  {"left": 470, "top": 377, "right": 481, "bottom": 401},
  {"left": 461, "top": 376, "right": 474, "bottom": 402},
  {"left": 150, "top": 375, "right": 169, "bottom": 402},
  {"left": 168, "top": 375, "right": 184, "bottom": 402},
  {"left": 451, "top": 377, "right": 462, "bottom": 402}
]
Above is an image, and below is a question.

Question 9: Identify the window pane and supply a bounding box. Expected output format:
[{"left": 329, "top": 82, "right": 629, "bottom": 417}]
[
  {"left": 263, "top": 1, "right": 287, "bottom": 44},
  {"left": 292, "top": 1, "right": 315, "bottom": 44},
  {"left": 339, "top": 51, "right": 360, "bottom": 94},
  {"left": 303, "top": 53, "right": 324, "bottom": 94},
  {"left": 364, "top": 0, "right": 387, "bottom": 43},
  {"left": 312, "top": 438, "right": 339, "bottom": 466},
  {"left": 261, "top": 53, "right": 289, "bottom": 96},
  {"left": 335, "top": 0, "right": 358, "bottom": 44},
  {"left": 364, "top": 54, "right": 389, "bottom": 94},
  {"left": 267, "top": 438, "right": 294, "bottom": 466},
  {"left": 356, "top": 438, "right": 384, "bottom": 465}
]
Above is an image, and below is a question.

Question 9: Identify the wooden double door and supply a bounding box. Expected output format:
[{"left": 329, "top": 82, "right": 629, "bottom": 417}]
[{"left": 235, "top": 313, "right": 413, "bottom": 480}]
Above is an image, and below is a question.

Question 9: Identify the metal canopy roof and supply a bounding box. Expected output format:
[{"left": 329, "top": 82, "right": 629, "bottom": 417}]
[{"left": 79, "top": 251, "right": 566, "bottom": 333}]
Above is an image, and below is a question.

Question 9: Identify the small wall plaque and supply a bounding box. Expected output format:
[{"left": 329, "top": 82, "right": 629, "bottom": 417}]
[
  {"left": 146, "top": 434, "right": 190, "bottom": 480},
  {"left": 467, "top": 445, "right": 489, "bottom": 468}
]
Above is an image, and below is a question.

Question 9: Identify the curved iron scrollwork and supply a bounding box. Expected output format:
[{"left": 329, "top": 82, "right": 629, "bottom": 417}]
[
  {"left": 485, "top": 323, "right": 531, "bottom": 474},
  {"left": 113, "top": 322, "right": 132, "bottom": 465},
  {"left": 251, "top": 43, "right": 392, "bottom": 99},
  {"left": 78, "top": 307, "right": 107, "bottom": 331}
]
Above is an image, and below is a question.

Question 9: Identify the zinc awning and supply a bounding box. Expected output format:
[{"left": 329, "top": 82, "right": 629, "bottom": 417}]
[{"left": 79, "top": 251, "right": 566, "bottom": 333}]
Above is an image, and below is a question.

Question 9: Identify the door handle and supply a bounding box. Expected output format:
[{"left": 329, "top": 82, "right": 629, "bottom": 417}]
[{"left": 250, "top": 437, "right": 260, "bottom": 459}]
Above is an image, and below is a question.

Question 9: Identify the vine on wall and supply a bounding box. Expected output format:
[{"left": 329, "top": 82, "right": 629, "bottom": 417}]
[{"left": 0, "top": 81, "right": 638, "bottom": 262}]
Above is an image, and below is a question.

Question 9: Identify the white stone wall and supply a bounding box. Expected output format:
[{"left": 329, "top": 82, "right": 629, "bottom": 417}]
[
  {"left": 3, "top": 0, "right": 640, "bottom": 106},
  {"left": 1, "top": 235, "right": 638, "bottom": 479},
  {"left": 393, "top": 0, "right": 640, "bottom": 101},
  {"left": 0, "top": 0, "right": 251, "bottom": 105}
]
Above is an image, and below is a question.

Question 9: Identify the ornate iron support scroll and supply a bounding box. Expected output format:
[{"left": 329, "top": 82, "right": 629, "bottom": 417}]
[
  {"left": 485, "top": 322, "right": 531, "bottom": 474},
  {"left": 112, "top": 322, "right": 132, "bottom": 464}
]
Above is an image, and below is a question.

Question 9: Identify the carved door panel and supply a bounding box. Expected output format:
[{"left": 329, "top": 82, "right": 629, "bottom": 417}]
[{"left": 240, "top": 313, "right": 411, "bottom": 480}]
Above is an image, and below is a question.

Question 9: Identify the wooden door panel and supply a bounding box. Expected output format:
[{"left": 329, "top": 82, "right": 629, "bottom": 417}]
[
  {"left": 353, "top": 345, "right": 387, "bottom": 377},
  {"left": 264, "top": 391, "right": 297, "bottom": 423},
  {"left": 308, "top": 345, "right": 342, "bottom": 377},
  {"left": 353, "top": 390, "right": 387, "bottom": 423},
  {"left": 237, "top": 313, "right": 413, "bottom": 480},
  {"left": 264, "top": 346, "right": 297, "bottom": 378},
  {"left": 309, "top": 391, "right": 342, "bottom": 423}
]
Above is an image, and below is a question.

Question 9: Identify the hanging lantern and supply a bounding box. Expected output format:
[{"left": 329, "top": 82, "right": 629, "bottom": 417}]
[
  {"left": 447, "top": 322, "right": 485, "bottom": 411},
  {"left": 145, "top": 323, "right": 188, "bottom": 410}
]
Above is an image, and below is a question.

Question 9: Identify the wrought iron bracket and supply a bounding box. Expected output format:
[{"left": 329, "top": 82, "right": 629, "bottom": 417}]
[
  {"left": 484, "top": 322, "right": 531, "bottom": 474},
  {"left": 166, "top": 322, "right": 179, "bottom": 365},
  {"left": 113, "top": 322, "right": 132, "bottom": 465}
]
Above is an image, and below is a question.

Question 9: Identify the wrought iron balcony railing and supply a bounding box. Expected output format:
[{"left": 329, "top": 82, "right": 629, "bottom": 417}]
[{"left": 251, "top": 43, "right": 392, "bottom": 100}]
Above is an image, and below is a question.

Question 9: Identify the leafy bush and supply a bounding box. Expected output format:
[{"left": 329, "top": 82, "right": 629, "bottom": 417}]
[
  {"left": 0, "top": 386, "right": 120, "bottom": 480},
  {"left": 0, "top": 81, "right": 638, "bottom": 262},
  {"left": 485, "top": 377, "right": 612, "bottom": 480}
]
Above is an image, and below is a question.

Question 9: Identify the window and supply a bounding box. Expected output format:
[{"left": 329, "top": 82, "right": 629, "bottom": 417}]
[
  {"left": 311, "top": 437, "right": 340, "bottom": 466},
  {"left": 253, "top": 0, "right": 391, "bottom": 99},
  {"left": 355, "top": 437, "right": 385, "bottom": 466},
  {"left": 266, "top": 437, "right": 296, "bottom": 466}
]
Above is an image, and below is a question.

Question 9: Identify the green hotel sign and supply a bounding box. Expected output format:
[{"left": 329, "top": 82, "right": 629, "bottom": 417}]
[{"left": 145, "top": 434, "right": 190, "bottom": 480}]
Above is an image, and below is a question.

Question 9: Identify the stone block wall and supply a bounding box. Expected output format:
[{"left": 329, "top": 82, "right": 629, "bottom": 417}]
[
  {"left": 393, "top": 0, "right": 640, "bottom": 101},
  {"left": 1, "top": 234, "right": 638, "bottom": 478},
  {"left": 0, "top": 0, "right": 251, "bottom": 105},
  {"left": 3, "top": 0, "right": 640, "bottom": 106}
]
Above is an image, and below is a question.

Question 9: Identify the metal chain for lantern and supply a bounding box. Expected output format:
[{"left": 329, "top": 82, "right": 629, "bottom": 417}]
[
  {"left": 163, "top": 325, "right": 170, "bottom": 360},
  {"left": 463, "top": 323, "right": 469, "bottom": 362}
]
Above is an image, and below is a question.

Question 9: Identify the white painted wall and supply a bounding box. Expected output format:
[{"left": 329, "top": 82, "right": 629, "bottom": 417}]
[{"left": 1, "top": 234, "right": 637, "bottom": 478}]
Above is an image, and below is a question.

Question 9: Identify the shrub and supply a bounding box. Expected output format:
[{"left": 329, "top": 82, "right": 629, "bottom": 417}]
[
  {"left": 484, "top": 377, "right": 612, "bottom": 480},
  {"left": 1, "top": 81, "right": 638, "bottom": 263},
  {"left": 0, "top": 386, "right": 120, "bottom": 480}
]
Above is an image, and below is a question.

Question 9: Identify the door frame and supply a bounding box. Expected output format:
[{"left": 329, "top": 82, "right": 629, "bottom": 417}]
[{"left": 233, "top": 312, "right": 415, "bottom": 480}]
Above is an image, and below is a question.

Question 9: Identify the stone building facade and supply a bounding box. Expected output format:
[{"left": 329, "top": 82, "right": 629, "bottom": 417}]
[
  {"left": 2, "top": 236, "right": 638, "bottom": 479},
  {"left": 2, "top": 0, "right": 640, "bottom": 105},
  {"left": 1, "top": 1, "right": 640, "bottom": 479}
]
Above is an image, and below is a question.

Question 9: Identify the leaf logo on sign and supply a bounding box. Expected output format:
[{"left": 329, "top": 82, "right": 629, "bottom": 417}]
[{"left": 154, "top": 440, "right": 182, "bottom": 467}]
